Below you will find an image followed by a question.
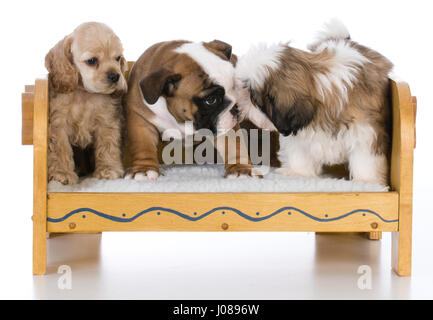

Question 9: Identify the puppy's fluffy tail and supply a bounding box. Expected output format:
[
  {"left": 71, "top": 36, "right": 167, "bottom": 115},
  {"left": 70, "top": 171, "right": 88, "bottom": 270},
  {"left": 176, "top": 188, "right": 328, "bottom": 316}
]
[{"left": 308, "top": 18, "right": 351, "bottom": 51}]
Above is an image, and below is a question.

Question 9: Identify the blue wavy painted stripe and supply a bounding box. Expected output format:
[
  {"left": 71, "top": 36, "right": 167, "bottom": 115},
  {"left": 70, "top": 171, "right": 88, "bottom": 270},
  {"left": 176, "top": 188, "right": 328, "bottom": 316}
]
[{"left": 47, "top": 206, "right": 398, "bottom": 223}]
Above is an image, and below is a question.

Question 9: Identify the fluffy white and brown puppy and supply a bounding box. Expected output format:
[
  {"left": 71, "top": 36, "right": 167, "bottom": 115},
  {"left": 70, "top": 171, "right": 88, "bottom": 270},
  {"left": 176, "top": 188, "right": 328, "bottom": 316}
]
[
  {"left": 45, "top": 22, "right": 128, "bottom": 184},
  {"left": 235, "top": 20, "right": 393, "bottom": 184},
  {"left": 125, "top": 40, "right": 254, "bottom": 181}
]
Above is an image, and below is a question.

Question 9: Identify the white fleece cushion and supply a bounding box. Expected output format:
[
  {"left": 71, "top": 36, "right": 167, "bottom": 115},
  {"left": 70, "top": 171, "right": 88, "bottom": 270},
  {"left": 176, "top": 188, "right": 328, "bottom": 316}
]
[{"left": 48, "top": 164, "right": 389, "bottom": 193}]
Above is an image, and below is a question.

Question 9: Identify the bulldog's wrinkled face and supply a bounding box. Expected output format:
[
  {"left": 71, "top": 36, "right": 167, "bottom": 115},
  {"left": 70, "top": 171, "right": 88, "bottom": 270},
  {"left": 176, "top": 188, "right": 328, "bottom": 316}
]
[{"left": 139, "top": 40, "right": 239, "bottom": 135}]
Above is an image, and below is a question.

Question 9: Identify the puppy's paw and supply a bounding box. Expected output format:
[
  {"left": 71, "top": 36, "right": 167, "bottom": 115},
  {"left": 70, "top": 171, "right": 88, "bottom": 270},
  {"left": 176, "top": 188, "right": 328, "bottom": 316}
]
[
  {"left": 49, "top": 171, "right": 79, "bottom": 185},
  {"left": 134, "top": 171, "right": 159, "bottom": 182},
  {"left": 93, "top": 167, "right": 124, "bottom": 180},
  {"left": 125, "top": 169, "right": 159, "bottom": 182},
  {"left": 224, "top": 164, "right": 263, "bottom": 178}
]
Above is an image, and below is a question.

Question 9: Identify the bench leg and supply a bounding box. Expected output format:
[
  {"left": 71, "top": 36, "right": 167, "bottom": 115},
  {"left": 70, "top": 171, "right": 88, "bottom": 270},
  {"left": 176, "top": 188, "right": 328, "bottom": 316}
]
[
  {"left": 391, "top": 189, "right": 413, "bottom": 276},
  {"left": 32, "top": 79, "right": 49, "bottom": 275},
  {"left": 392, "top": 230, "right": 412, "bottom": 276},
  {"left": 33, "top": 215, "right": 47, "bottom": 275},
  {"left": 367, "top": 232, "right": 382, "bottom": 240},
  {"left": 47, "top": 233, "right": 62, "bottom": 238},
  {"left": 391, "top": 200, "right": 413, "bottom": 276}
]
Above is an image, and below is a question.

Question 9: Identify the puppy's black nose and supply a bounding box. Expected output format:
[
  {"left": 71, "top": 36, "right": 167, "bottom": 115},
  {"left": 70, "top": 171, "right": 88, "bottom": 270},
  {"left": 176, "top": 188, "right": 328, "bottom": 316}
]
[
  {"left": 107, "top": 72, "right": 120, "bottom": 83},
  {"left": 230, "top": 104, "right": 240, "bottom": 117}
]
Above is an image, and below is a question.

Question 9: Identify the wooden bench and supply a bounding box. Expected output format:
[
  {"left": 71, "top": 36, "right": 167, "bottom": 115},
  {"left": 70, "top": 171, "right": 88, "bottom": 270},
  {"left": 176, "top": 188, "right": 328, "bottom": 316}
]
[{"left": 22, "top": 66, "right": 417, "bottom": 276}]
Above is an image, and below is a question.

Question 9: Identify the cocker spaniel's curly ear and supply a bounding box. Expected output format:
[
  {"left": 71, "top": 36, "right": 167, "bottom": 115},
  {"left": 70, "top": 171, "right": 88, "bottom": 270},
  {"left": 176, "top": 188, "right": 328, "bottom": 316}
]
[
  {"left": 45, "top": 36, "right": 79, "bottom": 93},
  {"left": 120, "top": 56, "right": 128, "bottom": 76}
]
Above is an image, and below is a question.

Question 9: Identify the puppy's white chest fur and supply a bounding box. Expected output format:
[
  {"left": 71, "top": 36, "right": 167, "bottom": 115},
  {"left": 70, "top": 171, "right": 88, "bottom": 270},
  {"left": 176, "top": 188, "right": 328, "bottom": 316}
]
[
  {"left": 278, "top": 126, "right": 348, "bottom": 171},
  {"left": 278, "top": 122, "right": 387, "bottom": 184},
  {"left": 146, "top": 97, "right": 193, "bottom": 138}
]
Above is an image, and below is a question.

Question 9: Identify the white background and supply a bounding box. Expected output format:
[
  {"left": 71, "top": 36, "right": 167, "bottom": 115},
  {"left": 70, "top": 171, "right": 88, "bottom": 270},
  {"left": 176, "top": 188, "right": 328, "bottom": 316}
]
[{"left": 0, "top": 0, "right": 432, "bottom": 299}]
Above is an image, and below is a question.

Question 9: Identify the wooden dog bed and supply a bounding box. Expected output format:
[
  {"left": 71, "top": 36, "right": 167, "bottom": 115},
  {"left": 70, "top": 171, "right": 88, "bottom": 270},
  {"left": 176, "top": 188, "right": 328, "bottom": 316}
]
[{"left": 22, "top": 64, "right": 417, "bottom": 276}]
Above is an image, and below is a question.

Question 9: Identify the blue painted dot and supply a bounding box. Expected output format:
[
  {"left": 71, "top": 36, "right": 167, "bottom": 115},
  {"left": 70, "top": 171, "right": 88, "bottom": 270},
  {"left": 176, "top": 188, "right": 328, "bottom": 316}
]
[
  {"left": 122, "top": 213, "right": 126, "bottom": 217},
  {"left": 288, "top": 212, "right": 292, "bottom": 215},
  {"left": 194, "top": 212, "right": 197, "bottom": 216},
  {"left": 222, "top": 211, "right": 225, "bottom": 215},
  {"left": 363, "top": 213, "right": 366, "bottom": 216},
  {"left": 325, "top": 214, "right": 329, "bottom": 218},
  {"left": 82, "top": 215, "right": 86, "bottom": 219},
  {"left": 157, "top": 212, "right": 161, "bottom": 215},
  {"left": 256, "top": 212, "right": 260, "bottom": 216}
]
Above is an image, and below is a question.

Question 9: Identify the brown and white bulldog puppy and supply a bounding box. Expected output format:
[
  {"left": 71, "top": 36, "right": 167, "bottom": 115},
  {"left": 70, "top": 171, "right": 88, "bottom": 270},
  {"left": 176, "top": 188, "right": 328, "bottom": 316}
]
[{"left": 125, "top": 40, "right": 255, "bottom": 181}]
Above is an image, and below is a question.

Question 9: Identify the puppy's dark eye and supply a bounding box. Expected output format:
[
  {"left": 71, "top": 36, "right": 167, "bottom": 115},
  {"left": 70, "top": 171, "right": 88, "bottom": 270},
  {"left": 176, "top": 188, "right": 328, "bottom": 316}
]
[
  {"left": 116, "top": 56, "right": 121, "bottom": 62},
  {"left": 204, "top": 95, "right": 220, "bottom": 106},
  {"left": 86, "top": 57, "right": 98, "bottom": 66}
]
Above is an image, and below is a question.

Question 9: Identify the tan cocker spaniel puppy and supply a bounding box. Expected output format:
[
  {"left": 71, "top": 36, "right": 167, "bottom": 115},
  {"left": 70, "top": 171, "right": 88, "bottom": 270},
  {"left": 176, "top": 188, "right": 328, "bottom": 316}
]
[{"left": 45, "top": 22, "right": 127, "bottom": 184}]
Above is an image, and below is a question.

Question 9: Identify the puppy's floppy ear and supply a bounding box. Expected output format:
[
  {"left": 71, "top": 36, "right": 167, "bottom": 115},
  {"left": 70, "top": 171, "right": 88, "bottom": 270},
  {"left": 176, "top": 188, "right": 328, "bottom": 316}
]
[
  {"left": 229, "top": 53, "right": 238, "bottom": 67},
  {"left": 45, "top": 35, "right": 78, "bottom": 93},
  {"left": 268, "top": 95, "right": 317, "bottom": 136},
  {"left": 120, "top": 56, "right": 128, "bottom": 76},
  {"left": 204, "top": 40, "right": 232, "bottom": 61},
  {"left": 139, "top": 68, "right": 182, "bottom": 105}
]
